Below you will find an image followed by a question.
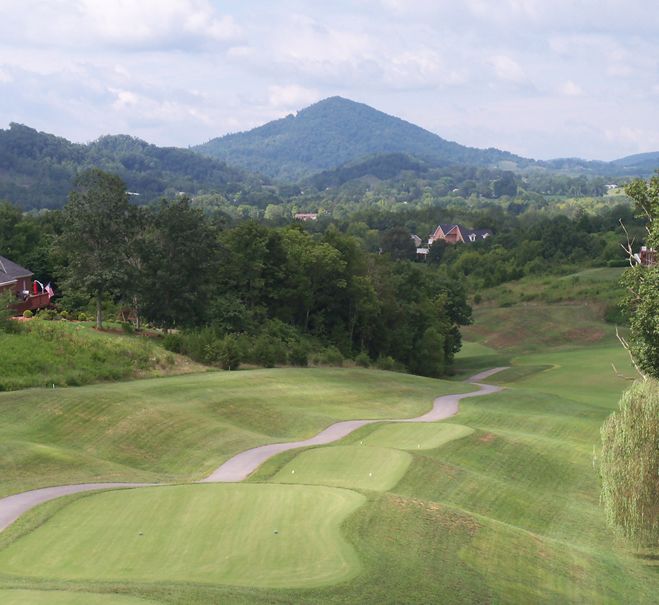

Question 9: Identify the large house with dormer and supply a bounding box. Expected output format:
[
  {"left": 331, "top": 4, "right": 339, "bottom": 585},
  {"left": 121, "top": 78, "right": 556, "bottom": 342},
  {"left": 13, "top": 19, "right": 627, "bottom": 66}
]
[{"left": 429, "top": 224, "right": 493, "bottom": 245}]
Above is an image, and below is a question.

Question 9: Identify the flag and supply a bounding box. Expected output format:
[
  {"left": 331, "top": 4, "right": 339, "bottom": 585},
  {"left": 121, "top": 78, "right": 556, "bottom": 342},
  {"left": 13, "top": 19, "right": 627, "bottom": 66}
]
[{"left": 45, "top": 283, "right": 54, "bottom": 299}]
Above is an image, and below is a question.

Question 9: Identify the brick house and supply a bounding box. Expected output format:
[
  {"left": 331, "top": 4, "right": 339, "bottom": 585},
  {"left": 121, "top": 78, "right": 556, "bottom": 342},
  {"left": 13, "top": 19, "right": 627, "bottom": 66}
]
[
  {"left": 428, "top": 224, "right": 493, "bottom": 245},
  {"left": 0, "top": 255, "right": 52, "bottom": 313}
]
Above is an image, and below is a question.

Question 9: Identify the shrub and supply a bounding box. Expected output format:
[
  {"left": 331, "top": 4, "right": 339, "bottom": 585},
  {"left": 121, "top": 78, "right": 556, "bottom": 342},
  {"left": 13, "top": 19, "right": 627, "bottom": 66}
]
[
  {"left": 288, "top": 342, "right": 309, "bottom": 367},
  {"left": 318, "top": 346, "right": 343, "bottom": 367},
  {"left": 375, "top": 355, "right": 397, "bottom": 371},
  {"left": 121, "top": 321, "right": 135, "bottom": 334},
  {"left": 252, "top": 336, "right": 277, "bottom": 368},
  {"left": 36, "top": 308, "right": 56, "bottom": 321},
  {"left": 218, "top": 335, "right": 241, "bottom": 370},
  {"left": 0, "top": 293, "right": 21, "bottom": 334},
  {"left": 22, "top": 310, "right": 33, "bottom": 318},
  {"left": 355, "top": 352, "right": 370, "bottom": 368},
  {"left": 162, "top": 333, "right": 185, "bottom": 354},
  {"left": 600, "top": 379, "right": 659, "bottom": 548},
  {"left": 59, "top": 310, "right": 69, "bottom": 320},
  {"left": 77, "top": 312, "right": 89, "bottom": 321}
]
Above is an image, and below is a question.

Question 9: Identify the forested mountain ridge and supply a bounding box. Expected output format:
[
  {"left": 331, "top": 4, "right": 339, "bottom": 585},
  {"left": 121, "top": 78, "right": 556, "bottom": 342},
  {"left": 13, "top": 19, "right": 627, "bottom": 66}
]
[
  {"left": 193, "top": 96, "right": 533, "bottom": 181},
  {"left": 0, "top": 123, "right": 265, "bottom": 210}
]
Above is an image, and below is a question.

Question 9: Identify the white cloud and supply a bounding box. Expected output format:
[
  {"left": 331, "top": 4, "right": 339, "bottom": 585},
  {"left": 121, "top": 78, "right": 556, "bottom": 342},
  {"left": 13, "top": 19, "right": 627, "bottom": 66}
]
[
  {"left": 0, "top": 67, "right": 13, "bottom": 84},
  {"left": 488, "top": 55, "right": 526, "bottom": 83},
  {"left": 268, "top": 85, "right": 321, "bottom": 110},
  {"left": 0, "top": 0, "right": 242, "bottom": 51},
  {"left": 560, "top": 80, "right": 583, "bottom": 96}
]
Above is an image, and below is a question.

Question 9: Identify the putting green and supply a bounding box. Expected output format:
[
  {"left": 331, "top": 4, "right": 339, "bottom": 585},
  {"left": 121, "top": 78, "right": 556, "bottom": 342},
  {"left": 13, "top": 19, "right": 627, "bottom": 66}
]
[
  {"left": 0, "top": 484, "right": 365, "bottom": 588},
  {"left": 362, "top": 423, "right": 474, "bottom": 450},
  {"left": 0, "top": 590, "right": 160, "bottom": 605},
  {"left": 271, "top": 445, "right": 412, "bottom": 491}
]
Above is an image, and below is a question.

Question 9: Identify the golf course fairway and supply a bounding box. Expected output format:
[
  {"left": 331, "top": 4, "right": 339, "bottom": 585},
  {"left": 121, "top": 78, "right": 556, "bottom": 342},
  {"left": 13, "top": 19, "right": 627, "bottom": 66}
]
[
  {"left": 0, "top": 484, "right": 365, "bottom": 588},
  {"left": 271, "top": 445, "right": 412, "bottom": 491},
  {"left": 362, "top": 422, "right": 474, "bottom": 450}
]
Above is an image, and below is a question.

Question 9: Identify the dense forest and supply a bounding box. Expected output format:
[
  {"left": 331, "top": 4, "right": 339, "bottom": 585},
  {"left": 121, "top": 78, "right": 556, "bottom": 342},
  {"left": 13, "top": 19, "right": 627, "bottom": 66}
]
[
  {"left": 1, "top": 164, "right": 651, "bottom": 377},
  {"left": 0, "top": 123, "right": 266, "bottom": 210}
]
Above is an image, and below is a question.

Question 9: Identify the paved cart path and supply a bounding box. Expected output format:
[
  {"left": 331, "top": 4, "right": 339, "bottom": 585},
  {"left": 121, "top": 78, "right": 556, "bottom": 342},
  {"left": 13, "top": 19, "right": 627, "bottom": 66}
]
[{"left": 0, "top": 367, "right": 507, "bottom": 532}]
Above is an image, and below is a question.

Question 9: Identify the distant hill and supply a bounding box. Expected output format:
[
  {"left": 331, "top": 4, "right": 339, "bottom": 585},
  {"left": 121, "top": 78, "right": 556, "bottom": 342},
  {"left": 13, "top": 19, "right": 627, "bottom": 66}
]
[
  {"left": 537, "top": 154, "right": 658, "bottom": 178},
  {"left": 0, "top": 123, "right": 263, "bottom": 210},
  {"left": 193, "top": 97, "right": 533, "bottom": 181},
  {"left": 610, "top": 151, "right": 659, "bottom": 175}
]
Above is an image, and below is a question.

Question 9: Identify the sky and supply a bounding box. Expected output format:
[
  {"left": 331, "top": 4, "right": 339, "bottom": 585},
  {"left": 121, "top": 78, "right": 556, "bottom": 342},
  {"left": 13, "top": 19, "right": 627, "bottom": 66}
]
[{"left": 0, "top": 0, "right": 657, "bottom": 161}]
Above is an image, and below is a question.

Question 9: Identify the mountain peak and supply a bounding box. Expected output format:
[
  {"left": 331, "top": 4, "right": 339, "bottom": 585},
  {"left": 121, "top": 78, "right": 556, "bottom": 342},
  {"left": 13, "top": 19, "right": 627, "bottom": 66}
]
[{"left": 194, "top": 97, "right": 528, "bottom": 181}]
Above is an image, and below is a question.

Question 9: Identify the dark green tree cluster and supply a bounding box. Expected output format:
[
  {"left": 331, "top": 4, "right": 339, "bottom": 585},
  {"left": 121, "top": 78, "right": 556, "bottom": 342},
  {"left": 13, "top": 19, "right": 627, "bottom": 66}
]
[
  {"left": 57, "top": 170, "right": 217, "bottom": 330},
  {"left": 46, "top": 170, "right": 471, "bottom": 377}
]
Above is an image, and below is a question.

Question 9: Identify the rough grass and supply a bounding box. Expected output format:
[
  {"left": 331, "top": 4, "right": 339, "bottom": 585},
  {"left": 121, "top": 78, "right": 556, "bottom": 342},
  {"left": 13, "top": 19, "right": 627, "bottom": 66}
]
[
  {"left": 476, "top": 267, "right": 625, "bottom": 307},
  {"left": 0, "top": 368, "right": 465, "bottom": 497},
  {"left": 0, "top": 321, "right": 202, "bottom": 391},
  {"left": 460, "top": 302, "right": 619, "bottom": 353}
]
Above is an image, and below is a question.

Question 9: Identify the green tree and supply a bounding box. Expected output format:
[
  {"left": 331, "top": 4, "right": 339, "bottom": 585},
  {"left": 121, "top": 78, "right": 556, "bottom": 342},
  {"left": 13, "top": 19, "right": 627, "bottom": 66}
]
[
  {"left": 621, "top": 175, "right": 659, "bottom": 378},
  {"left": 600, "top": 379, "right": 658, "bottom": 548},
  {"left": 137, "top": 197, "right": 218, "bottom": 330},
  {"left": 58, "top": 169, "right": 135, "bottom": 329}
]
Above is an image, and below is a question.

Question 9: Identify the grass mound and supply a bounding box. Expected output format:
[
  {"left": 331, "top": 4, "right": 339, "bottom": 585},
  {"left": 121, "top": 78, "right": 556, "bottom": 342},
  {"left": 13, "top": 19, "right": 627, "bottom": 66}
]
[{"left": 0, "top": 484, "right": 365, "bottom": 588}]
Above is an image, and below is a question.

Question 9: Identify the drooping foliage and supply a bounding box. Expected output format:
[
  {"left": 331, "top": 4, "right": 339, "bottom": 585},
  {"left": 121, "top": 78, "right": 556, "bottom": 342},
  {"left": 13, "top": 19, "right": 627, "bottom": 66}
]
[{"left": 600, "top": 379, "right": 659, "bottom": 548}]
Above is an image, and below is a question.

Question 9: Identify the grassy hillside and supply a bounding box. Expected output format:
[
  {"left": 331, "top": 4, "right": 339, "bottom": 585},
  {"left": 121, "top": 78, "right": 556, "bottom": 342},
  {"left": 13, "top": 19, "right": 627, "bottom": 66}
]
[
  {"left": 0, "top": 321, "right": 202, "bottom": 391},
  {"left": 1, "top": 345, "right": 654, "bottom": 604},
  {"left": 0, "top": 368, "right": 464, "bottom": 497},
  {"left": 0, "top": 303, "right": 655, "bottom": 604}
]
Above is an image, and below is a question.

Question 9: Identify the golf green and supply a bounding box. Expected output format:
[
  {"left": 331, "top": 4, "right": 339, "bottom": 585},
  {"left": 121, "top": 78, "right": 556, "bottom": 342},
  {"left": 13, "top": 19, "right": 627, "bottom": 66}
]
[
  {"left": 0, "top": 484, "right": 365, "bottom": 588},
  {"left": 271, "top": 445, "right": 412, "bottom": 491},
  {"left": 362, "top": 422, "right": 474, "bottom": 450},
  {"left": 0, "top": 590, "right": 161, "bottom": 605}
]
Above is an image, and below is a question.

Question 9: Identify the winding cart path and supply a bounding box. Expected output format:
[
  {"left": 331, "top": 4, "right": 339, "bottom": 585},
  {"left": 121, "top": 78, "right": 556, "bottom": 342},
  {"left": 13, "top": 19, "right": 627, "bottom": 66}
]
[{"left": 0, "top": 367, "right": 507, "bottom": 533}]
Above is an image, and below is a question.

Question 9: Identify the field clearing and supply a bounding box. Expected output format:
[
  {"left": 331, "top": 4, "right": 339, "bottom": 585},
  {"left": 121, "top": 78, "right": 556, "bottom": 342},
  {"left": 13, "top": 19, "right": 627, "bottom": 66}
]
[
  {"left": 0, "top": 484, "right": 365, "bottom": 588},
  {"left": 0, "top": 368, "right": 465, "bottom": 497}
]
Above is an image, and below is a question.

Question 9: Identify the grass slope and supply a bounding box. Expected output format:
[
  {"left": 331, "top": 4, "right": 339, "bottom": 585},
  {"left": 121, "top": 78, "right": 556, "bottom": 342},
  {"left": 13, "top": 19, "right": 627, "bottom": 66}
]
[
  {"left": 0, "top": 368, "right": 465, "bottom": 497},
  {"left": 0, "top": 321, "right": 201, "bottom": 391},
  {"left": 0, "top": 484, "right": 364, "bottom": 588}
]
